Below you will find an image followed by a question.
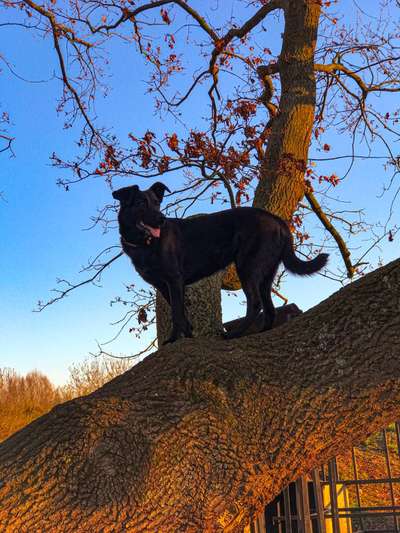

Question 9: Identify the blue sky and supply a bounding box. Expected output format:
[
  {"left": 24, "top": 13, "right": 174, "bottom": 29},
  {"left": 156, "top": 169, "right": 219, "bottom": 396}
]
[{"left": 1, "top": 1, "right": 399, "bottom": 385}]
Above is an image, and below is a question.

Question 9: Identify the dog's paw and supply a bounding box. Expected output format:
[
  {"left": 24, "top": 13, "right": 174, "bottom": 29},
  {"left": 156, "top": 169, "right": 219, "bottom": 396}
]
[
  {"left": 163, "top": 330, "right": 188, "bottom": 344},
  {"left": 223, "top": 329, "right": 240, "bottom": 340},
  {"left": 163, "top": 336, "right": 178, "bottom": 345}
]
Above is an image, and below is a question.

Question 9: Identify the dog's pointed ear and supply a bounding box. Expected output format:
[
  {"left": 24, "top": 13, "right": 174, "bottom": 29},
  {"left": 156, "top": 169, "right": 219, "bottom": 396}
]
[
  {"left": 150, "top": 182, "right": 170, "bottom": 202},
  {"left": 112, "top": 185, "right": 139, "bottom": 203}
]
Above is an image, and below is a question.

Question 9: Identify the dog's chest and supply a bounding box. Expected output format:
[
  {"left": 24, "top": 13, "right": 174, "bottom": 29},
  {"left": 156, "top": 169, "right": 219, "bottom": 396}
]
[{"left": 129, "top": 249, "right": 162, "bottom": 284}]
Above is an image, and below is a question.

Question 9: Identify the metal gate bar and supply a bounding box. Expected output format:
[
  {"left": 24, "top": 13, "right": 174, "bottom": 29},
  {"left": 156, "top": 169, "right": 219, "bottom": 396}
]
[
  {"left": 245, "top": 421, "right": 400, "bottom": 533},
  {"left": 312, "top": 468, "right": 326, "bottom": 533}
]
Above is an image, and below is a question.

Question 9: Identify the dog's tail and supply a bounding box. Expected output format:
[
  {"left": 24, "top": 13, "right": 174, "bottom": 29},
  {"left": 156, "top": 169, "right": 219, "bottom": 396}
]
[{"left": 282, "top": 227, "right": 329, "bottom": 276}]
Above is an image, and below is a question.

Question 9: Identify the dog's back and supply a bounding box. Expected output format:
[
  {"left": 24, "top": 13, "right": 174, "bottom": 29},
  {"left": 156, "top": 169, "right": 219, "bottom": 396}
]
[{"left": 167, "top": 208, "right": 290, "bottom": 284}]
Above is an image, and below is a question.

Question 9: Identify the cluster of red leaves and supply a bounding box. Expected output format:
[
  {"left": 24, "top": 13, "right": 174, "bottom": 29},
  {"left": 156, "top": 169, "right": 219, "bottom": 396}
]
[
  {"left": 160, "top": 8, "right": 171, "bottom": 25},
  {"left": 306, "top": 166, "right": 339, "bottom": 187},
  {"left": 242, "top": 124, "right": 270, "bottom": 160},
  {"left": 141, "top": 38, "right": 182, "bottom": 82},
  {"left": 157, "top": 155, "right": 170, "bottom": 174},
  {"left": 167, "top": 133, "right": 179, "bottom": 151},
  {"left": 223, "top": 146, "right": 251, "bottom": 173},
  {"left": 184, "top": 131, "right": 251, "bottom": 181},
  {"left": 226, "top": 99, "right": 258, "bottom": 121},
  {"left": 183, "top": 131, "right": 218, "bottom": 160},
  {"left": 137, "top": 307, "right": 148, "bottom": 326},
  {"left": 220, "top": 99, "right": 271, "bottom": 160},
  {"left": 167, "top": 131, "right": 251, "bottom": 181},
  {"left": 164, "top": 53, "right": 182, "bottom": 74},
  {"left": 290, "top": 212, "right": 310, "bottom": 244},
  {"left": 128, "top": 130, "right": 253, "bottom": 199},
  {"left": 128, "top": 131, "right": 156, "bottom": 169},
  {"left": 235, "top": 177, "right": 251, "bottom": 205},
  {"left": 95, "top": 145, "right": 120, "bottom": 175}
]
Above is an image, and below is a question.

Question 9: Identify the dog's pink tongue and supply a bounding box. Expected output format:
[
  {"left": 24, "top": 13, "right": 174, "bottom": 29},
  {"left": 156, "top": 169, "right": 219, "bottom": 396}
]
[{"left": 143, "top": 224, "right": 160, "bottom": 238}]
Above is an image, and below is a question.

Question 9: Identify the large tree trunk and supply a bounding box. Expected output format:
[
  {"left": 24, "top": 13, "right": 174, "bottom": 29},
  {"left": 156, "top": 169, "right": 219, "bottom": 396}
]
[
  {"left": 222, "top": 0, "right": 321, "bottom": 290},
  {"left": 1, "top": 258, "right": 399, "bottom": 532},
  {"left": 253, "top": 0, "right": 321, "bottom": 219},
  {"left": 156, "top": 273, "right": 224, "bottom": 345}
]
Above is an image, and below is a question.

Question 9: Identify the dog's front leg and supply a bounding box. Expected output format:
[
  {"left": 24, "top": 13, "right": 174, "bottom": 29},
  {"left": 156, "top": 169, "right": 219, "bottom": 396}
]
[{"left": 164, "top": 278, "right": 193, "bottom": 343}]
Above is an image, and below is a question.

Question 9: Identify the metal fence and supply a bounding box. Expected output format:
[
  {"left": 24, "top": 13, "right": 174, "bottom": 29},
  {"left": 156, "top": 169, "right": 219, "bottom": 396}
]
[{"left": 245, "top": 422, "right": 400, "bottom": 533}]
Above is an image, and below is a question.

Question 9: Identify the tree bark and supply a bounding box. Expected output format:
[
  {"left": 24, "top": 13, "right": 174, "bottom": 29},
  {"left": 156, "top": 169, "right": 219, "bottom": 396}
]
[
  {"left": 156, "top": 273, "right": 224, "bottom": 345},
  {"left": 1, "top": 258, "right": 400, "bottom": 532},
  {"left": 253, "top": 0, "right": 321, "bottom": 219}
]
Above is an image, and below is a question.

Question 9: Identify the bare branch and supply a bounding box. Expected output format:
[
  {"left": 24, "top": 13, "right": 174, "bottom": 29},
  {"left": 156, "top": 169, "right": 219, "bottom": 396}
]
[
  {"left": 36, "top": 251, "right": 123, "bottom": 311},
  {"left": 90, "top": 337, "right": 157, "bottom": 360},
  {"left": 305, "top": 186, "right": 355, "bottom": 279}
]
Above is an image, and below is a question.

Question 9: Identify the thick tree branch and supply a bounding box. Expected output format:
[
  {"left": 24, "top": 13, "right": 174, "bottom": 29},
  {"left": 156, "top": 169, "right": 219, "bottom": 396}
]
[
  {"left": 255, "top": 61, "right": 400, "bottom": 96},
  {"left": 222, "top": 0, "right": 285, "bottom": 43},
  {"left": 1, "top": 258, "right": 400, "bottom": 531},
  {"left": 315, "top": 62, "right": 400, "bottom": 96}
]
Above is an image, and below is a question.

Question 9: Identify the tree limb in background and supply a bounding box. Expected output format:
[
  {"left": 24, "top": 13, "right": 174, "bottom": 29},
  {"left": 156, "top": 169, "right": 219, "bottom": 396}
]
[{"left": 305, "top": 185, "right": 355, "bottom": 279}]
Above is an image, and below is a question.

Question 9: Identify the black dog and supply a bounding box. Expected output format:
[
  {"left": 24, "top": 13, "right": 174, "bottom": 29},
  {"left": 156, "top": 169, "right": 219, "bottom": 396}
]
[{"left": 113, "top": 182, "right": 328, "bottom": 343}]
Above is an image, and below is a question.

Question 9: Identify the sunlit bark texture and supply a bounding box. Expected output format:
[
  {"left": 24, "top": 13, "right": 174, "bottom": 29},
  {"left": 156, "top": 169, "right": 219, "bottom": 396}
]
[
  {"left": 1, "top": 258, "right": 399, "bottom": 532},
  {"left": 253, "top": 0, "right": 321, "bottom": 219}
]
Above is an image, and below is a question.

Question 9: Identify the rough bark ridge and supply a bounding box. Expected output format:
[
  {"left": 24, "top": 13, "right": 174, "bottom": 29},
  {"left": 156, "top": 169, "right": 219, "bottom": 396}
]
[
  {"left": 1, "top": 258, "right": 399, "bottom": 532},
  {"left": 253, "top": 0, "right": 321, "bottom": 219}
]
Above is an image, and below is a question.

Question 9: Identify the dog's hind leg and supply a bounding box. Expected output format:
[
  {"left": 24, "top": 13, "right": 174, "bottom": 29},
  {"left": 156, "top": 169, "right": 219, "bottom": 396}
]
[
  {"left": 259, "top": 274, "right": 276, "bottom": 331},
  {"left": 224, "top": 271, "right": 262, "bottom": 339}
]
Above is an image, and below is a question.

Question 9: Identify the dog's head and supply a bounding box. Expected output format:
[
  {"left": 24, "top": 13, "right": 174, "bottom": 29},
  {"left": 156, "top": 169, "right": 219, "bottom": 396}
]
[{"left": 112, "top": 182, "right": 170, "bottom": 245}]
